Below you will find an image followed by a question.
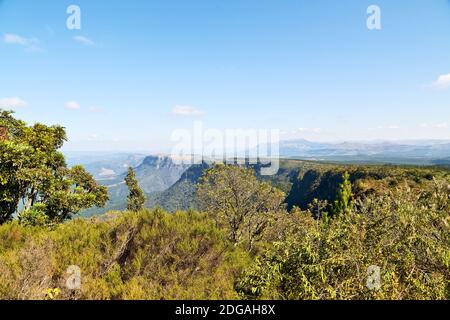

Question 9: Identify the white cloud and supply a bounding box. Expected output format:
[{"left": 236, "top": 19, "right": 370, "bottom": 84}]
[
  {"left": 0, "top": 97, "right": 28, "bottom": 108},
  {"left": 375, "top": 125, "right": 400, "bottom": 130},
  {"left": 420, "top": 122, "right": 448, "bottom": 129},
  {"left": 99, "top": 168, "right": 116, "bottom": 177},
  {"left": 435, "top": 123, "right": 448, "bottom": 128},
  {"left": 3, "top": 33, "right": 28, "bottom": 45},
  {"left": 296, "top": 127, "right": 322, "bottom": 133},
  {"left": 73, "top": 36, "right": 95, "bottom": 46},
  {"left": 3, "top": 33, "right": 40, "bottom": 51},
  {"left": 87, "top": 134, "right": 99, "bottom": 141},
  {"left": 88, "top": 106, "right": 104, "bottom": 113},
  {"left": 65, "top": 101, "right": 81, "bottom": 110},
  {"left": 172, "top": 105, "right": 204, "bottom": 116},
  {"left": 431, "top": 73, "right": 450, "bottom": 89}
]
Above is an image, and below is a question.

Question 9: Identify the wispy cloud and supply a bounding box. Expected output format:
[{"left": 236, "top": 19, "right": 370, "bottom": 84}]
[
  {"left": 0, "top": 97, "right": 28, "bottom": 108},
  {"left": 419, "top": 122, "right": 448, "bottom": 129},
  {"left": 375, "top": 125, "right": 401, "bottom": 130},
  {"left": 296, "top": 127, "right": 322, "bottom": 133},
  {"left": 87, "top": 134, "right": 99, "bottom": 141},
  {"left": 430, "top": 73, "right": 450, "bottom": 89},
  {"left": 65, "top": 101, "right": 81, "bottom": 110},
  {"left": 172, "top": 105, "right": 204, "bottom": 117},
  {"left": 88, "top": 106, "right": 105, "bottom": 113},
  {"left": 73, "top": 36, "right": 95, "bottom": 46},
  {"left": 3, "top": 33, "right": 41, "bottom": 51}
]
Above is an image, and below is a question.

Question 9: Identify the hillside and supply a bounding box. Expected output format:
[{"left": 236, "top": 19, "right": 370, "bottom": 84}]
[
  {"left": 0, "top": 210, "right": 250, "bottom": 299},
  {"left": 285, "top": 163, "right": 450, "bottom": 212},
  {"left": 146, "top": 162, "right": 209, "bottom": 212},
  {"left": 147, "top": 159, "right": 450, "bottom": 214}
]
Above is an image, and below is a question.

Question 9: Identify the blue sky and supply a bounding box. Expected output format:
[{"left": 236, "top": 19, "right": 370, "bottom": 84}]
[{"left": 0, "top": 0, "right": 449, "bottom": 151}]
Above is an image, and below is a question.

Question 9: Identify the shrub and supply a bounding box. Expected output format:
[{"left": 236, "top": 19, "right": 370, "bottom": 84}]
[
  {"left": 18, "top": 204, "right": 50, "bottom": 227},
  {"left": 237, "top": 181, "right": 450, "bottom": 300},
  {"left": 0, "top": 209, "right": 251, "bottom": 300}
]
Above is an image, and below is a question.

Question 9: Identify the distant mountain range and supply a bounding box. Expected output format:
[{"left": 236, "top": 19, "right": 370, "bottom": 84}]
[
  {"left": 65, "top": 139, "right": 450, "bottom": 216},
  {"left": 277, "top": 139, "right": 450, "bottom": 165},
  {"left": 65, "top": 152, "right": 147, "bottom": 179}
]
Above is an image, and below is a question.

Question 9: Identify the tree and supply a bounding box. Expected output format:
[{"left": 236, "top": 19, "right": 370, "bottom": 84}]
[
  {"left": 43, "top": 165, "right": 109, "bottom": 221},
  {"left": 332, "top": 171, "right": 353, "bottom": 216},
  {"left": 196, "top": 164, "right": 285, "bottom": 249},
  {"left": 0, "top": 109, "right": 108, "bottom": 224},
  {"left": 125, "top": 167, "right": 146, "bottom": 212}
]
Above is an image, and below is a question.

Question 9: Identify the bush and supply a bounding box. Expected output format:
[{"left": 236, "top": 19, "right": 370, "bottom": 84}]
[
  {"left": 0, "top": 209, "right": 251, "bottom": 300},
  {"left": 237, "top": 181, "right": 450, "bottom": 300},
  {"left": 18, "top": 204, "right": 50, "bottom": 227}
]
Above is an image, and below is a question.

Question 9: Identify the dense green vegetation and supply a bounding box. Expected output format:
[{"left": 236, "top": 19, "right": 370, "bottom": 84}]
[
  {"left": 0, "top": 111, "right": 449, "bottom": 300},
  {"left": 237, "top": 181, "right": 449, "bottom": 299},
  {"left": 0, "top": 110, "right": 108, "bottom": 224}
]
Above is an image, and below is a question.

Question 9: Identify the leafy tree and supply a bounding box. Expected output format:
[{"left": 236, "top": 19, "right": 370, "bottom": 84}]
[
  {"left": 125, "top": 167, "right": 146, "bottom": 211},
  {"left": 196, "top": 164, "right": 285, "bottom": 249},
  {"left": 332, "top": 171, "right": 353, "bottom": 216},
  {"left": 0, "top": 109, "right": 108, "bottom": 223},
  {"left": 43, "top": 165, "right": 109, "bottom": 221}
]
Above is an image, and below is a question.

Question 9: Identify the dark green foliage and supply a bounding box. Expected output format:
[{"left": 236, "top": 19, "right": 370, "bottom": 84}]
[
  {"left": 18, "top": 204, "right": 49, "bottom": 227},
  {"left": 285, "top": 169, "right": 349, "bottom": 212},
  {"left": 125, "top": 167, "right": 146, "bottom": 212},
  {"left": 285, "top": 164, "right": 449, "bottom": 214},
  {"left": 146, "top": 162, "right": 209, "bottom": 212},
  {"left": 332, "top": 172, "right": 353, "bottom": 216},
  {"left": 0, "top": 110, "right": 108, "bottom": 224}
]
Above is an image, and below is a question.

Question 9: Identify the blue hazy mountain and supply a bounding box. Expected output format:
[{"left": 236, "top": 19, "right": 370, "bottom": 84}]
[
  {"left": 277, "top": 139, "right": 450, "bottom": 165},
  {"left": 65, "top": 152, "right": 147, "bottom": 179},
  {"left": 77, "top": 155, "right": 191, "bottom": 216}
]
